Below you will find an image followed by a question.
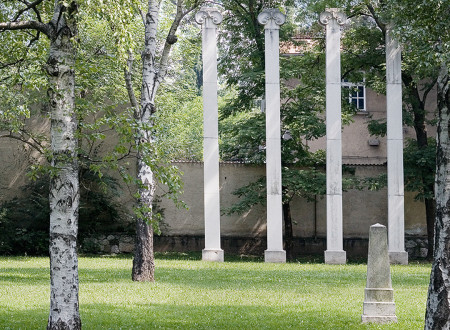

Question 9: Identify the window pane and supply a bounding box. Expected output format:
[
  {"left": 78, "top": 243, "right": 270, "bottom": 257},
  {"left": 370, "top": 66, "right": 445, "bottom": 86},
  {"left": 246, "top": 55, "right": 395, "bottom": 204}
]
[{"left": 358, "top": 98, "right": 364, "bottom": 109}]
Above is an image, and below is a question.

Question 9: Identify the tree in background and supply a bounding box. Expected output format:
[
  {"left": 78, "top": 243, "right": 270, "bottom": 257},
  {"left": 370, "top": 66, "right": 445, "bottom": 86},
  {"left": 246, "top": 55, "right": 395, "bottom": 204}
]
[{"left": 122, "top": 0, "right": 203, "bottom": 281}]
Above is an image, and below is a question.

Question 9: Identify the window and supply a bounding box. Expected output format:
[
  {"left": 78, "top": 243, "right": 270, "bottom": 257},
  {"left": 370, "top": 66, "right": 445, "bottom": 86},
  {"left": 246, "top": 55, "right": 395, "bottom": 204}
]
[{"left": 342, "top": 80, "right": 366, "bottom": 111}]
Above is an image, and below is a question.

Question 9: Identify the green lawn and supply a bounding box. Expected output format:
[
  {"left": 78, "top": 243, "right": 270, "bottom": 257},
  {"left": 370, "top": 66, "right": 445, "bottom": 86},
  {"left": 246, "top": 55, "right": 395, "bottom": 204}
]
[{"left": 0, "top": 253, "right": 430, "bottom": 329}]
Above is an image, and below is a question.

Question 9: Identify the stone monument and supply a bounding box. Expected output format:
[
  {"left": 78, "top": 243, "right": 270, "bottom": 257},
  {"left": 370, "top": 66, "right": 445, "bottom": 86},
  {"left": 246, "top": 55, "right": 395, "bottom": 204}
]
[
  {"left": 257, "top": 8, "right": 286, "bottom": 263},
  {"left": 319, "top": 8, "right": 347, "bottom": 265},
  {"left": 195, "top": 7, "right": 224, "bottom": 262},
  {"left": 361, "top": 223, "right": 397, "bottom": 323}
]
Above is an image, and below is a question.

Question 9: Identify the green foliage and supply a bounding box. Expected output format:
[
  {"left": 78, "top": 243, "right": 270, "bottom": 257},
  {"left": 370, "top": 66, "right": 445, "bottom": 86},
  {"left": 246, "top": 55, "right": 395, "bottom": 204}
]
[
  {"left": 154, "top": 23, "right": 203, "bottom": 161},
  {"left": 218, "top": 0, "right": 295, "bottom": 117},
  {"left": 366, "top": 117, "right": 387, "bottom": 137},
  {"left": 0, "top": 169, "right": 126, "bottom": 255},
  {"left": 155, "top": 93, "right": 203, "bottom": 161},
  {"left": 385, "top": 0, "right": 450, "bottom": 74},
  {"left": 219, "top": 110, "right": 266, "bottom": 163},
  {"left": 404, "top": 138, "right": 436, "bottom": 201}
]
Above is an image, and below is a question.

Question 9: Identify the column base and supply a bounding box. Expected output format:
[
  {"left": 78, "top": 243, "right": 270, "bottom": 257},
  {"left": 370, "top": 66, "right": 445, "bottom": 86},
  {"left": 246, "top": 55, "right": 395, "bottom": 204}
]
[
  {"left": 389, "top": 251, "right": 408, "bottom": 265},
  {"left": 264, "top": 250, "right": 286, "bottom": 263},
  {"left": 202, "top": 249, "right": 224, "bottom": 262},
  {"left": 325, "top": 250, "right": 346, "bottom": 264}
]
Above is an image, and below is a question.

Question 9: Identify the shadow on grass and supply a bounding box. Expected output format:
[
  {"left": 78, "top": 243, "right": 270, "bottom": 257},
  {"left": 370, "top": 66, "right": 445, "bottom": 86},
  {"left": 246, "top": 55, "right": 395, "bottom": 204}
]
[
  {"left": 0, "top": 307, "right": 48, "bottom": 329},
  {"left": 0, "top": 303, "right": 366, "bottom": 329},
  {"left": 80, "top": 302, "right": 365, "bottom": 329},
  {"left": 0, "top": 268, "right": 49, "bottom": 285}
]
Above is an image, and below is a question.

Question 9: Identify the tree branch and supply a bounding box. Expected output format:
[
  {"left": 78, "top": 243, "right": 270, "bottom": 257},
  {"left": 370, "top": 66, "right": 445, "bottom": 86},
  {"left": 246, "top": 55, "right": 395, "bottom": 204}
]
[
  {"left": 156, "top": 0, "right": 202, "bottom": 92},
  {"left": 153, "top": 0, "right": 185, "bottom": 93},
  {"left": 13, "top": 0, "right": 45, "bottom": 22},
  {"left": 124, "top": 52, "right": 140, "bottom": 119},
  {"left": 0, "top": 20, "right": 50, "bottom": 37},
  {"left": 366, "top": 4, "right": 386, "bottom": 36},
  {"left": 0, "top": 132, "right": 45, "bottom": 154},
  {"left": 231, "top": 0, "right": 250, "bottom": 16},
  {"left": 0, "top": 58, "right": 24, "bottom": 69},
  {"left": 422, "top": 78, "right": 438, "bottom": 105}
]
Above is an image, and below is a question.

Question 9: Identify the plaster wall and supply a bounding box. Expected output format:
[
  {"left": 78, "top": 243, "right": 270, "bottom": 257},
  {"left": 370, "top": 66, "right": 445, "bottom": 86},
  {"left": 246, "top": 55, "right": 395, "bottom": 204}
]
[
  {"left": 158, "top": 162, "right": 426, "bottom": 239},
  {"left": 307, "top": 86, "right": 437, "bottom": 165}
]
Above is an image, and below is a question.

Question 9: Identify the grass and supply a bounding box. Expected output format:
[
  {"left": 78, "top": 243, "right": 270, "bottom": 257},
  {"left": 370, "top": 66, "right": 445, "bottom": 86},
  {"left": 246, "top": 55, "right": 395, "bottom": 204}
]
[{"left": 0, "top": 253, "right": 431, "bottom": 329}]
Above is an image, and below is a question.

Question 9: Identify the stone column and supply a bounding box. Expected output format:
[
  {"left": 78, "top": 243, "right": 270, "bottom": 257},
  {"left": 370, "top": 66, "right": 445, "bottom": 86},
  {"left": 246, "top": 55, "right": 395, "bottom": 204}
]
[
  {"left": 319, "top": 8, "right": 347, "bottom": 264},
  {"left": 361, "top": 224, "right": 397, "bottom": 323},
  {"left": 195, "top": 7, "right": 224, "bottom": 262},
  {"left": 386, "top": 27, "right": 408, "bottom": 265},
  {"left": 258, "top": 8, "right": 286, "bottom": 263}
]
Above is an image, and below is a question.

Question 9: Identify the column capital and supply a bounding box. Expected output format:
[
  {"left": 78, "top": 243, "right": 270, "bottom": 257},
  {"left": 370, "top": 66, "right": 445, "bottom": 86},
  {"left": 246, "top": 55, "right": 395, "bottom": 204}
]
[
  {"left": 319, "top": 8, "right": 346, "bottom": 26},
  {"left": 195, "top": 7, "right": 223, "bottom": 26},
  {"left": 258, "top": 8, "right": 286, "bottom": 29}
]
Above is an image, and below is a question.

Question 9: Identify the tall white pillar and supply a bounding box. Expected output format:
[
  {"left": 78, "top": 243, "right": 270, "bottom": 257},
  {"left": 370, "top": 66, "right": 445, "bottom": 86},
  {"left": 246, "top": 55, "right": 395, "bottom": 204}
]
[
  {"left": 319, "top": 8, "right": 347, "bottom": 265},
  {"left": 258, "top": 8, "right": 286, "bottom": 263},
  {"left": 195, "top": 7, "right": 224, "bottom": 262},
  {"left": 386, "top": 27, "right": 408, "bottom": 265}
]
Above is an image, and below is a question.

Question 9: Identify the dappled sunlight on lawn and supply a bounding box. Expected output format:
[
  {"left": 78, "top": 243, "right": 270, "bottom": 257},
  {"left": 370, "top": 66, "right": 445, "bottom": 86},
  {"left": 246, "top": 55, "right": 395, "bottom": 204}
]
[{"left": 0, "top": 254, "right": 430, "bottom": 329}]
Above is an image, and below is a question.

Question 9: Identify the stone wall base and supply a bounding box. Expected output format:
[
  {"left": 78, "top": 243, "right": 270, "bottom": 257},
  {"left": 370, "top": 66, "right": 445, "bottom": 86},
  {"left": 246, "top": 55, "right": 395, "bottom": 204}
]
[{"left": 81, "top": 234, "right": 429, "bottom": 260}]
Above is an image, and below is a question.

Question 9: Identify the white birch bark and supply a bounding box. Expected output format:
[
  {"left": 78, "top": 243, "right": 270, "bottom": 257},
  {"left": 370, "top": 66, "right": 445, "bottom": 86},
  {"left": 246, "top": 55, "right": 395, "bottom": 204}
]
[
  {"left": 425, "top": 63, "right": 450, "bottom": 329},
  {"left": 130, "top": 0, "right": 191, "bottom": 281},
  {"left": 45, "top": 1, "right": 81, "bottom": 329},
  {"left": 131, "top": 0, "right": 160, "bottom": 282}
]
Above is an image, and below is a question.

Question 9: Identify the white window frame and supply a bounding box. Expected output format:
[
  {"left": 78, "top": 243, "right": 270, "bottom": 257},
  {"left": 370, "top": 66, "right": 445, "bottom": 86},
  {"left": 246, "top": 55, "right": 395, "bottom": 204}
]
[{"left": 342, "top": 79, "right": 366, "bottom": 112}]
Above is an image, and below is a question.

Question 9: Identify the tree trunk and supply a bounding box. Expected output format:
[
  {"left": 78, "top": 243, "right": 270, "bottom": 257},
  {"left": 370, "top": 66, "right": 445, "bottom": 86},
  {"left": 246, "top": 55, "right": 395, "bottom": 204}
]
[
  {"left": 403, "top": 73, "right": 436, "bottom": 259},
  {"left": 283, "top": 201, "right": 294, "bottom": 261},
  {"left": 129, "top": 0, "right": 187, "bottom": 281},
  {"left": 425, "top": 64, "right": 450, "bottom": 329},
  {"left": 46, "top": 2, "right": 81, "bottom": 329},
  {"left": 132, "top": 219, "right": 154, "bottom": 281},
  {"left": 425, "top": 197, "right": 436, "bottom": 260},
  {"left": 131, "top": 1, "right": 160, "bottom": 282},
  {"left": 132, "top": 158, "right": 155, "bottom": 281}
]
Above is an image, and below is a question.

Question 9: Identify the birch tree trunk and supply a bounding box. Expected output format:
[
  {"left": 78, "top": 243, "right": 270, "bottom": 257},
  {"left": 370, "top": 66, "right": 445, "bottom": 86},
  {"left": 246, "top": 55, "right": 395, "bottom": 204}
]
[
  {"left": 425, "top": 63, "right": 450, "bottom": 329},
  {"left": 0, "top": 1, "right": 80, "bottom": 327},
  {"left": 131, "top": 0, "right": 161, "bottom": 282},
  {"left": 46, "top": 2, "right": 81, "bottom": 329},
  {"left": 129, "top": 0, "right": 190, "bottom": 282}
]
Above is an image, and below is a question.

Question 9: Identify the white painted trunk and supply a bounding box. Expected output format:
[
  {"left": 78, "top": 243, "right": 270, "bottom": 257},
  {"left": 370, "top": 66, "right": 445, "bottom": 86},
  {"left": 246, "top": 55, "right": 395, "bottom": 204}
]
[
  {"left": 425, "top": 64, "right": 450, "bottom": 329},
  {"left": 46, "top": 2, "right": 81, "bottom": 329}
]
